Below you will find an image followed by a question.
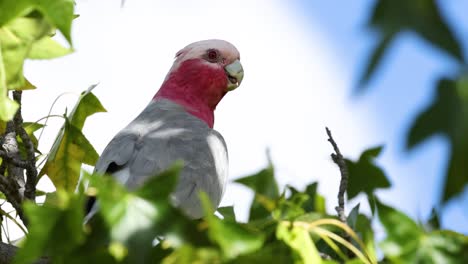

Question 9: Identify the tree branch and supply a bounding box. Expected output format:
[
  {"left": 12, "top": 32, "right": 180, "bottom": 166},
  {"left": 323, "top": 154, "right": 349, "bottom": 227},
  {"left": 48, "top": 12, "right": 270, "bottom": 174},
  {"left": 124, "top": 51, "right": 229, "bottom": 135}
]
[
  {"left": 325, "top": 127, "right": 349, "bottom": 223},
  {"left": 0, "top": 241, "right": 49, "bottom": 264},
  {"left": 13, "top": 91, "right": 37, "bottom": 201}
]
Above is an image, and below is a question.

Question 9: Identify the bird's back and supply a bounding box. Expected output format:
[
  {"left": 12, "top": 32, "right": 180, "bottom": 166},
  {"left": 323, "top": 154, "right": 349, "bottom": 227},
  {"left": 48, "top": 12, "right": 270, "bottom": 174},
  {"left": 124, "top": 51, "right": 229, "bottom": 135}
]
[{"left": 93, "top": 99, "right": 228, "bottom": 218}]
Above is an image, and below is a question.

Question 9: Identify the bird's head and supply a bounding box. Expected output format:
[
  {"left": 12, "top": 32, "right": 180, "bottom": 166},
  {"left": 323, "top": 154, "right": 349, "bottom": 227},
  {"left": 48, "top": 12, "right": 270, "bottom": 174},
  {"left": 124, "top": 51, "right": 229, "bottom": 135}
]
[{"left": 154, "top": 39, "right": 243, "bottom": 127}]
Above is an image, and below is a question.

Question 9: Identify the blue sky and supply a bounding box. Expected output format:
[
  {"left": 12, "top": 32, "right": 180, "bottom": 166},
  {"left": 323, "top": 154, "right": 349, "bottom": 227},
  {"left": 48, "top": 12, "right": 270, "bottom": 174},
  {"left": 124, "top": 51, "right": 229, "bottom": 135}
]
[{"left": 296, "top": 0, "right": 468, "bottom": 233}]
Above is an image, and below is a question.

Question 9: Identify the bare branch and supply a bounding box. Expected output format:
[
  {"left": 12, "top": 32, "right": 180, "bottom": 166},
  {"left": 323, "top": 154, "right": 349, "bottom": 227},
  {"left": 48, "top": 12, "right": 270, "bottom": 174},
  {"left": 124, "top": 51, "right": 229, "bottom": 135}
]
[
  {"left": 0, "top": 241, "right": 49, "bottom": 264},
  {"left": 325, "top": 127, "right": 349, "bottom": 223},
  {"left": 12, "top": 91, "right": 38, "bottom": 201},
  {"left": 0, "top": 175, "right": 26, "bottom": 225}
]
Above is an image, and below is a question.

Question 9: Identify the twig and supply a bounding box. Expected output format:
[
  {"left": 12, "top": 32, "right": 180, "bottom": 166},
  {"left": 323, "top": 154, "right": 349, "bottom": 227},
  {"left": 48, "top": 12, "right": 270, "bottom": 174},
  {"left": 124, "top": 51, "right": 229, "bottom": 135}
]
[
  {"left": 0, "top": 241, "right": 49, "bottom": 264},
  {"left": 12, "top": 91, "right": 37, "bottom": 201},
  {"left": 0, "top": 175, "right": 26, "bottom": 225},
  {"left": 0, "top": 150, "right": 29, "bottom": 169},
  {"left": 325, "top": 127, "right": 349, "bottom": 223},
  {"left": 326, "top": 127, "right": 353, "bottom": 257}
]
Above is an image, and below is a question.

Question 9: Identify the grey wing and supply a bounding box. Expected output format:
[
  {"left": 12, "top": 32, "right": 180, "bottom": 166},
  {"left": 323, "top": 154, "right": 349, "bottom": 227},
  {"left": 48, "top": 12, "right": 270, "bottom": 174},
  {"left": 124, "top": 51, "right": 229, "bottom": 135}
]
[
  {"left": 124, "top": 126, "right": 229, "bottom": 219},
  {"left": 85, "top": 132, "right": 138, "bottom": 215}
]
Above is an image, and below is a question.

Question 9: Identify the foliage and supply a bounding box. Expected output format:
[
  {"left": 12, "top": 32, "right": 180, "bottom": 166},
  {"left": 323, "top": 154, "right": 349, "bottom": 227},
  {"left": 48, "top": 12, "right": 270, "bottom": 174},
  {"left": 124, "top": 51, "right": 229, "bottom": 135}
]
[
  {"left": 359, "top": 0, "right": 468, "bottom": 203},
  {"left": 0, "top": 0, "right": 467, "bottom": 263}
]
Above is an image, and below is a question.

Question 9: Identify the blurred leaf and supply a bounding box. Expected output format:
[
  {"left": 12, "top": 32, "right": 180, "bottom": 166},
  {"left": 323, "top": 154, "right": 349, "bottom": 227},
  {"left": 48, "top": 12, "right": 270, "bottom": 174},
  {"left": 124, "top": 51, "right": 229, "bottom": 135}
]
[
  {"left": 345, "top": 146, "right": 390, "bottom": 200},
  {"left": 231, "top": 240, "right": 295, "bottom": 264},
  {"left": 28, "top": 36, "right": 72, "bottom": 59},
  {"left": 39, "top": 85, "right": 104, "bottom": 191},
  {"left": 276, "top": 221, "right": 322, "bottom": 264},
  {"left": 35, "top": 0, "right": 75, "bottom": 44},
  {"left": 218, "top": 206, "right": 236, "bottom": 221},
  {"left": 426, "top": 208, "right": 440, "bottom": 231},
  {"left": 358, "top": 32, "right": 394, "bottom": 89},
  {"left": 359, "top": 0, "right": 464, "bottom": 90},
  {"left": 161, "top": 245, "right": 221, "bottom": 264},
  {"left": 407, "top": 77, "right": 468, "bottom": 201},
  {"left": 370, "top": 0, "right": 463, "bottom": 62},
  {"left": 347, "top": 203, "right": 360, "bottom": 230},
  {"left": 14, "top": 190, "right": 86, "bottom": 264},
  {"left": 377, "top": 199, "right": 468, "bottom": 263},
  {"left": 302, "top": 182, "right": 326, "bottom": 214},
  {"left": 0, "top": 17, "right": 51, "bottom": 90},
  {"left": 200, "top": 192, "right": 264, "bottom": 259},
  {"left": 354, "top": 214, "right": 377, "bottom": 263},
  {"left": 0, "top": 0, "right": 34, "bottom": 26},
  {"left": 235, "top": 164, "right": 279, "bottom": 220},
  {"left": 88, "top": 165, "right": 204, "bottom": 263}
]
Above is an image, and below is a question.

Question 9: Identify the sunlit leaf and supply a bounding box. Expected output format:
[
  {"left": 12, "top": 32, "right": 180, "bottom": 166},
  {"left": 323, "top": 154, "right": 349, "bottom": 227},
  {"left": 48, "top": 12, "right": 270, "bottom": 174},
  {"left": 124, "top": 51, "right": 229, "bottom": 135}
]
[
  {"left": 39, "top": 85, "right": 105, "bottom": 191},
  {"left": 35, "top": 0, "right": 75, "bottom": 44},
  {"left": 0, "top": 0, "right": 34, "bottom": 27},
  {"left": 277, "top": 221, "right": 322, "bottom": 264},
  {"left": 28, "top": 36, "right": 73, "bottom": 59},
  {"left": 345, "top": 146, "right": 390, "bottom": 200},
  {"left": 39, "top": 119, "right": 98, "bottom": 191},
  {"left": 0, "top": 17, "right": 52, "bottom": 90}
]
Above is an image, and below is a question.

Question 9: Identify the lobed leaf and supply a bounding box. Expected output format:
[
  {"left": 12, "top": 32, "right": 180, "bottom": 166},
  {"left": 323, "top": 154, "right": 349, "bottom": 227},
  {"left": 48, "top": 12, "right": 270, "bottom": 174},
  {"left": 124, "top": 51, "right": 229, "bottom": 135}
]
[{"left": 345, "top": 145, "right": 390, "bottom": 200}]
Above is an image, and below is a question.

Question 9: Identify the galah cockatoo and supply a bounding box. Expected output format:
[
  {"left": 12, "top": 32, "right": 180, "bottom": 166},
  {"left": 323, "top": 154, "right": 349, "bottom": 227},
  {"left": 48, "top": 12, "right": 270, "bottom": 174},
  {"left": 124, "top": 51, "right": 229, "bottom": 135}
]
[{"left": 87, "top": 39, "right": 243, "bottom": 219}]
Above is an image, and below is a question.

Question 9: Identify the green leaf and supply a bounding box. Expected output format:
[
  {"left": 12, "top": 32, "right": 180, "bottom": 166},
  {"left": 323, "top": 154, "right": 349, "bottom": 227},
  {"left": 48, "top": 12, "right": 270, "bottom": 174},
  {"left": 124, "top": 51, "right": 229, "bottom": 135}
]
[
  {"left": 276, "top": 221, "right": 322, "bottom": 264},
  {"left": 39, "top": 119, "right": 98, "bottom": 191},
  {"left": 161, "top": 245, "right": 221, "bottom": 264},
  {"left": 200, "top": 192, "right": 265, "bottom": 259},
  {"left": 376, "top": 199, "right": 422, "bottom": 258},
  {"left": 88, "top": 166, "right": 202, "bottom": 263},
  {"left": 14, "top": 190, "right": 86, "bottom": 264},
  {"left": 370, "top": 0, "right": 463, "bottom": 62},
  {"left": 218, "top": 206, "right": 236, "bottom": 221},
  {"left": 231, "top": 241, "right": 295, "bottom": 264},
  {"left": 28, "top": 36, "right": 72, "bottom": 59},
  {"left": 302, "top": 182, "right": 326, "bottom": 214},
  {"left": 235, "top": 164, "right": 279, "bottom": 220},
  {"left": 0, "top": 17, "right": 52, "bottom": 90},
  {"left": 376, "top": 199, "right": 468, "bottom": 263},
  {"left": 345, "top": 146, "right": 390, "bottom": 200},
  {"left": 39, "top": 85, "right": 105, "bottom": 191},
  {"left": 407, "top": 77, "right": 468, "bottom": 201},
  {"left": 426, "top": 208, "right": 440, "bottom": 231},
  {"left": 67, "top": 84, "right": 107, "bottom": 130},
  {"left": 22, "top": 121, "right": 44, "bottom": 149},
  {"left": 358, "top": 32, "right": 394, "bottom": 89},
  {"left": 359, "top": 0, "right": 464, "bottom": 91},
  {"left": 354, "top": 214, "right": 377, "bottom": 263},
  {"left": 347, "top": 203, "right": 360, "bottom": 230},
  {"left": 35, "top": 0, "right": 75, "bottom": 44},
  {"left": 0, "top": 0, "right": 34, "bottom": 26}
]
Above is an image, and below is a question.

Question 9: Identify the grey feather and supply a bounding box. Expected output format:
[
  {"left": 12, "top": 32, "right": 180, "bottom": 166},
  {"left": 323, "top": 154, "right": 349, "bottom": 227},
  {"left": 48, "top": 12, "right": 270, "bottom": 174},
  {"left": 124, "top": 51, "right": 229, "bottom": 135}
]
[{"left": 90, "top": 99, "right": 228, "bottom": 219}]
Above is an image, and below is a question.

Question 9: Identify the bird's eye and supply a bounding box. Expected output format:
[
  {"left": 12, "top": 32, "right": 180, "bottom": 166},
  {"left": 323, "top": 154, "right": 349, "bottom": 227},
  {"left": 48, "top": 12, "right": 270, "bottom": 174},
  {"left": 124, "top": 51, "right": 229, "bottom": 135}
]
[{"left": 207, "top": 49, "right": 219, "bottom": 62}]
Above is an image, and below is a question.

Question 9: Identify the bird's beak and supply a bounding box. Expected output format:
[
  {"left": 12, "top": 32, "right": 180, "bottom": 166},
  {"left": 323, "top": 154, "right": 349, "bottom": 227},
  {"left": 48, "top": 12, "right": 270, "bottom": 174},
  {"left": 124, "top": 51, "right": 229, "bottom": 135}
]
[{"left": 224, "top": 59, "right": 244, "bottom": 91}]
